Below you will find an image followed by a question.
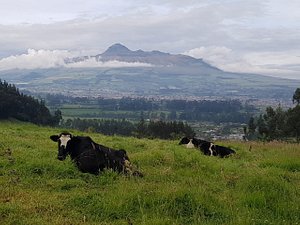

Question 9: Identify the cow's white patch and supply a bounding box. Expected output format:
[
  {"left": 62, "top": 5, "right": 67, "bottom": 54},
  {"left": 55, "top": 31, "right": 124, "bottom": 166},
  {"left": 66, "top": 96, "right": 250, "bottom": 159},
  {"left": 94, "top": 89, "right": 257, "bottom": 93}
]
[
  {"left": 186, "top": 139, "right": 195, "bottom": 148},
  {"left": 59, "top": 134, "right": 71, "bottom": 148},
  {"left": 209, "top": 143, "right": 214, "bottom": 156}
]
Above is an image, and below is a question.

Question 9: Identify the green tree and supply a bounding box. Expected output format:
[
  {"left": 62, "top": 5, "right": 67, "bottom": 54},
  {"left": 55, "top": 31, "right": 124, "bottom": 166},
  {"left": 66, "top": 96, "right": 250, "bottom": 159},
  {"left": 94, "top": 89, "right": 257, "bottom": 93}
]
[
  {"left": 245, "top": 116, "right": 257, "bottom": 140},
  {"left": 136, "top": 111, "right": 147, "bottom": 138},
  {"left": 286, "top": 105, "right": 300, "bottom": 142},
  {"left": 248, "top": 117, "right": 256, "bottom": 135},
  {"left": 257, "top": 115, "right": 267, "bottom": 140},
  {"left": 168, "top": 110, "right": 177, "bottom": 120},
  {"left": 293, "top": 88, "right": 300, "bottom": 104},
  {"left": 53, "top": 109, "right": 62, "bottom": 125},
  {"left": 262, "top": 106, "right": 287, "bottom": 141}
]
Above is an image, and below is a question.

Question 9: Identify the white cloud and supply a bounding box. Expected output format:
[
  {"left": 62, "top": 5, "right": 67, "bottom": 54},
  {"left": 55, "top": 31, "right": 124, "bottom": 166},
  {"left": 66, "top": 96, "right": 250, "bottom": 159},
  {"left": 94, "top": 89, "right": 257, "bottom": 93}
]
[
  {"left": 184, "top": 46, "right": 234, "bottom": 64},
  {"left": 66, "top": 58, "right": 153, "bottom": 68},
  {"left": 0, "top": 0, "right": 268, "bottom": 55},
  {"left": 0, "top": 49, "right": 71, "bottom": 70},
  {"left": 0, "top": 49, "right": 153, "bottom": 70},
  {"left": 184, "top": 46, "right": 300, "bottom": 79}
]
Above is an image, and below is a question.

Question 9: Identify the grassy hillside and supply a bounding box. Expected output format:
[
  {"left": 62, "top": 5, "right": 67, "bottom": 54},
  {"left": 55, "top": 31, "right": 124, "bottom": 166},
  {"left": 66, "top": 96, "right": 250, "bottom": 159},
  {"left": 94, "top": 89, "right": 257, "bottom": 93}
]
[{"left": 0, "top": 121, "right": 299, "bottom": 225}]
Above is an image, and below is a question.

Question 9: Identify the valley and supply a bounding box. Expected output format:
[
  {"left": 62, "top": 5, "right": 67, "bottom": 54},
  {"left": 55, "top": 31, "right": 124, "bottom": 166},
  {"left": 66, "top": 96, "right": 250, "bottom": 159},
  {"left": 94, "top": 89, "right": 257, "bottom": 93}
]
[{"left": 1, "top": 44, "right": 298, "bottom": 140}]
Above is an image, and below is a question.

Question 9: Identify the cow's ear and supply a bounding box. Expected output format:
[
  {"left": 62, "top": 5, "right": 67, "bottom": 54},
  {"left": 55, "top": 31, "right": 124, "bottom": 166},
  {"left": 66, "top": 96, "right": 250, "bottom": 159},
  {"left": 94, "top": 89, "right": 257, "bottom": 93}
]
[{"left": 50, "top": 135, "right": 59, "bottom": 142}]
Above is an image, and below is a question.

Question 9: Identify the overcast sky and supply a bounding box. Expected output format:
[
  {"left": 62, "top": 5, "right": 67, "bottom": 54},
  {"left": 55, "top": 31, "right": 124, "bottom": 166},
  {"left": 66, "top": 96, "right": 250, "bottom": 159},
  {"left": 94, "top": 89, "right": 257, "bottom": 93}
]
[{"left": 0, "top": 0, "right": 299, "bottom": 79}]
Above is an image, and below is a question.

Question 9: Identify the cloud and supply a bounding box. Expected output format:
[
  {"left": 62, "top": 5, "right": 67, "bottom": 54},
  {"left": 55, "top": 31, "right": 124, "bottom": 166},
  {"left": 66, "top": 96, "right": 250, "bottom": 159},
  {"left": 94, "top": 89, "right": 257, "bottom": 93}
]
[
  {"left": 184, "top": 46, "right": 234, "bottom": 64},
  {"left": 65, "top": 57, "right": 153, "bottom": 68},
  {"left": 184, "top": 46, "right": 300, "bottom": 79},
  {"left": 0, "top": 49, "right": 71, "bottom": 70},
  {"left": 0, "top": 0, "right": 267, "bottom": 56},
  {"left": 0, "top": 49, "right": 152, "bottom": 70}
]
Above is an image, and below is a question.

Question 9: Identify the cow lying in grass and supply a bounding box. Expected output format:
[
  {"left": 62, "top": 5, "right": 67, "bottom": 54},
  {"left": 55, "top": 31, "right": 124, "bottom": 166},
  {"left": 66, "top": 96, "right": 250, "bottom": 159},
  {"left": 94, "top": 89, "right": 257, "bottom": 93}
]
[
  {"left": 50, "top": 132, "right": 142, "bottom": 176},
  {"left": 179, "top": 137, "right": 235, "bottom": 157}
]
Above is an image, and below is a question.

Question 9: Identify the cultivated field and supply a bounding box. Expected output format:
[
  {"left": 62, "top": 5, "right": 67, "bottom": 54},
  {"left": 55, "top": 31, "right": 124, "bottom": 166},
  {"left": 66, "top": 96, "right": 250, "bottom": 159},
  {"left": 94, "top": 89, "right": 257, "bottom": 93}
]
[{"left": 0, "top": 121, "right": 299, "bottom": 225}]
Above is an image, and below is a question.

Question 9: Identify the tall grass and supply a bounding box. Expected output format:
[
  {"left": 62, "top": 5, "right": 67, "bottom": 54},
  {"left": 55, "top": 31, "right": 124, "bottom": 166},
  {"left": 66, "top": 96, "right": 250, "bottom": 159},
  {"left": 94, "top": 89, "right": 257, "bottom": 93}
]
[{"left": 0, "top": 121, "right": 299, "bottom": 224}]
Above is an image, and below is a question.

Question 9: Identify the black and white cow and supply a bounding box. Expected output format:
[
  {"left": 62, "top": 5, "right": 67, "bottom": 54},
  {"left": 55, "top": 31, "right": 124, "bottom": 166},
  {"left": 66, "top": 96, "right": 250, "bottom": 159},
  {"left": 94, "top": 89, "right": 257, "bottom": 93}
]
[
  {"left": 210, "top": 144, "right": 236, "bottom": 158},
  {"left": 179, "top": 137, "right": 235, "bottom": 158},
  {"left": 50, "top": 132, "right": 142, "bottom": 176}
]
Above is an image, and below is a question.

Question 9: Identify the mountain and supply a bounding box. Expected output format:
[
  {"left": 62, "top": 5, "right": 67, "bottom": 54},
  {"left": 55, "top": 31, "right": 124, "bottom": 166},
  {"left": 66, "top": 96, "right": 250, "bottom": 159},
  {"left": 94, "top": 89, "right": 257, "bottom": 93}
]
[
  {"left": 67, "top": 43, "right": 220, "bottom": 69},
  {"left": 0, "top": 44, "right": 300, "bottom": 102},
  {"left": 101, "top": 43, "right": 133, "bottom": 56}
]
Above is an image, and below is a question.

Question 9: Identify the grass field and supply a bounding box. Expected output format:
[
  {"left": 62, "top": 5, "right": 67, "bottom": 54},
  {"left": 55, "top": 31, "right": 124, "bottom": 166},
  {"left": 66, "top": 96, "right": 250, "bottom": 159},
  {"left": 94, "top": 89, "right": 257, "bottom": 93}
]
[
  {"left": 59, "top": 106, "right": 142, "bottom": 120},
  {"left": 0, "top": 121, "right": 299, "bottom": 225},
  {"left": 58, "top": 104, "right": 171, "bottom": 121}
]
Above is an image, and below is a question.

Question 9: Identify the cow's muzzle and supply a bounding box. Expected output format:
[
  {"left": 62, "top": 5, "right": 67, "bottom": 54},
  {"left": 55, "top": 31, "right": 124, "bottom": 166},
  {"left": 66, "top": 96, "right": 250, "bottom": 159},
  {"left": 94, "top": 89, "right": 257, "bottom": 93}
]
[
  {"left": 57, "top": 147, "right": 67, "bottom": 161},
  {"left": 57, "top": 155, "right": 66, "bottom": 161}
]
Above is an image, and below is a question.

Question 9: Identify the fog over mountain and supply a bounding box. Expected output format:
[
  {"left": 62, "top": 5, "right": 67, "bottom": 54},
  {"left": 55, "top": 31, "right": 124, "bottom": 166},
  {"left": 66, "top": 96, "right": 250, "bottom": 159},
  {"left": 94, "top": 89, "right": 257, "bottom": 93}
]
[
  {"left": 0, "top": 43, "right": 221, "bottom": 71},
  {"left": 0, "top": 47, "right": 153, "bottom": 71},
  {"left": 66, "top": 43, "right": 220, "bottom": 69},
  {"left": 0, "top": 44, "right": 299, "bottom": 102}
]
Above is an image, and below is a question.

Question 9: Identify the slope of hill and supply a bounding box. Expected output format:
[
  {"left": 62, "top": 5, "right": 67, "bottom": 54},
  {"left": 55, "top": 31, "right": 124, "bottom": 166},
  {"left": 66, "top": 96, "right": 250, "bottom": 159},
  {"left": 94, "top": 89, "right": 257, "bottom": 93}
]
[
  {"left": 0, "top": 80, "right": 59, "bottom": 125},
  {"left": 0, "top": 44, "right": 299, "bottom": 101},
  {"left": 0, "top": 121, "right": 299, "bottom": 224}
]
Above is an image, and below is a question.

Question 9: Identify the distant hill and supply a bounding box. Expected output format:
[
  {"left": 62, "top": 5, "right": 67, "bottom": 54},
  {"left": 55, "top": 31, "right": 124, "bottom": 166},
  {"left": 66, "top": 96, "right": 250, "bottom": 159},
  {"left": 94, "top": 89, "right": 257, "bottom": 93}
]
[{"left": 0, "top": 44, "right": 299, "bottom": 101}]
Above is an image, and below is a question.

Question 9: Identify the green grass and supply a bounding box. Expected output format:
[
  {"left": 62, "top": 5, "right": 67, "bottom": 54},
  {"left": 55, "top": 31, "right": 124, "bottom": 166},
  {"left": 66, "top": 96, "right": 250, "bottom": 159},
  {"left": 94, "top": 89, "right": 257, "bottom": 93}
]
[{"left": 0, "top": 121, "right": 299, "bottom": 224}]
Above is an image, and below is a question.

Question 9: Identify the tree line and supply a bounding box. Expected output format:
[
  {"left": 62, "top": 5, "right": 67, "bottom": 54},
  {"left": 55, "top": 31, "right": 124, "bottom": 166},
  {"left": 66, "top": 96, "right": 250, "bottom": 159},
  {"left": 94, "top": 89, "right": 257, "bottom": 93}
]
[
  {"left": 60, "top": 117, "right": 194, "bottom": 140},
  {"left": 47, "top": 94, "right": 247, "bottom": 113},
  {"left": 44, "top": 94, "right": 254, "bottom": 123},
  {"left": 0, "top": 80, "right": 61, "bottom": 126},
  {"left": 245, "top": 88, "right": 300, "bottom": 142}
]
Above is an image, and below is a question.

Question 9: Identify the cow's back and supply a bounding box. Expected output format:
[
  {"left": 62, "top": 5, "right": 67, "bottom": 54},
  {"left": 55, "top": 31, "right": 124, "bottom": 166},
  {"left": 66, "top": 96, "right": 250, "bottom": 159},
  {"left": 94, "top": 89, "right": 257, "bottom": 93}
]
[
  {"left": 213, "top": 145, "right": 235, "bottom": 157},
  {"left": 67, "top": 136, "right": 95, "bottom": 159}
]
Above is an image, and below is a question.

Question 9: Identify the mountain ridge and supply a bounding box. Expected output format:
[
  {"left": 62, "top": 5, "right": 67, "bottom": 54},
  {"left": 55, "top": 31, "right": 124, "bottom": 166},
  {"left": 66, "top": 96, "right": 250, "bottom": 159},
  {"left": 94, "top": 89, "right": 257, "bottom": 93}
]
[{"left": 67, "top": 43, "right": 220, "bottom": 69}]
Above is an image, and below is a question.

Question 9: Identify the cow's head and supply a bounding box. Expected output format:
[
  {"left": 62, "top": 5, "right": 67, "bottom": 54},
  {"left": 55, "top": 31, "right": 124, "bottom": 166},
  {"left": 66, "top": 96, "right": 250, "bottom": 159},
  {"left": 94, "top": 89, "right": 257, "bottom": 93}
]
[
  {"left": 179, "top": 137, "right": 195, "bottom": 148},
  {"left": 179, "top": 137, "right": 190, "bottom": 145},
  {"left": 50, "top": 132, "right": 73, "bottom": 160}
]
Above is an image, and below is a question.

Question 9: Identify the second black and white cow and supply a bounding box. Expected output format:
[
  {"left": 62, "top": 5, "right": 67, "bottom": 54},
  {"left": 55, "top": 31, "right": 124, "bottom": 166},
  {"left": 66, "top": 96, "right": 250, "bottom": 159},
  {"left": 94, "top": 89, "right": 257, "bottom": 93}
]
[
  {"left": 50, "top": 132, "right": 142, "bottom": 176},
  {"left": 210, "top": 144, "right": 236, "bottom": 158},
  {"left": 179, "top": 137, "right": 235, "bottom": 158}
]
